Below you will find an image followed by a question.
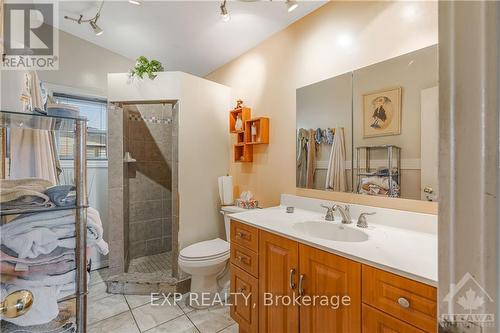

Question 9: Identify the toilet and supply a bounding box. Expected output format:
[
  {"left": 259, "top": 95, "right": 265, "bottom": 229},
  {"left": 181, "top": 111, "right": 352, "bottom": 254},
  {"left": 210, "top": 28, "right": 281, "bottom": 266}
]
[{"left": 178, "top": 206, "right": 246, "bottom": 308}]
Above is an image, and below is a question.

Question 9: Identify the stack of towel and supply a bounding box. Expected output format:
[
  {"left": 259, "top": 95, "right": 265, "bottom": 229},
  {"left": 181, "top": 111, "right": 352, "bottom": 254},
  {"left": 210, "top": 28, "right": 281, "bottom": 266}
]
[
  {"left": 0, "top": 179, "right": 109, "bottom": 329},
  {"left": 359, "top": 176, "right": 400, "bottom": 197}
]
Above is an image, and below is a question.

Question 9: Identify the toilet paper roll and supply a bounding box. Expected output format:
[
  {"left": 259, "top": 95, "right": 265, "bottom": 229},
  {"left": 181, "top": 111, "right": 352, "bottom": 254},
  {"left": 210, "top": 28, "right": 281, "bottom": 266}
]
[{"left": 218, "top": 176, "right": 234, "bottom": 205}]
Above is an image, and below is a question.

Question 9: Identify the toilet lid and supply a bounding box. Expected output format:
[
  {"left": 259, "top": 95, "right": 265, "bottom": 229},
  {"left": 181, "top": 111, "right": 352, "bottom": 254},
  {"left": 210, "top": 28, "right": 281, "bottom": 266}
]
[{"left": 179, "top": 238, "right": 230, "bottom": 260}]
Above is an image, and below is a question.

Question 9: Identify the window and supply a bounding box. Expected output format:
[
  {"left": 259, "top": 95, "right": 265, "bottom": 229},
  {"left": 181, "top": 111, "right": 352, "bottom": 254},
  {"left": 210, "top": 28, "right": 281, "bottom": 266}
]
[{"left": 53, "top": 93, "right": 107, "bottom": 160}]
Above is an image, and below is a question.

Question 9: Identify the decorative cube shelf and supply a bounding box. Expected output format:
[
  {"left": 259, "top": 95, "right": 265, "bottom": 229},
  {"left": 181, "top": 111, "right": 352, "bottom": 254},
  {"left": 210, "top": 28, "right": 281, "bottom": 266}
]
[
  {"left": 234, "top": 144, "right": 253, "bottom": 163},
  {"left": 229, "top": 105, "right": 269, "bottom": 163},
  {"left": 245, "top": 117, "right": 269, "bottom": 145},
  {"left": 229, "top": 107, "right": 251, "bottom": 133}
]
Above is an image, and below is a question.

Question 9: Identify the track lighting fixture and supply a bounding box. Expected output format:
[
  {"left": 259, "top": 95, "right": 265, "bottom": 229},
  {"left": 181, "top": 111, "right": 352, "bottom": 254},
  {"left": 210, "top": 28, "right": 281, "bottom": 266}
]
[
  {"left": 286, "top": 0, "right": 298, "bottom": 13},
  {"left": 220, "top": 0, "right": 230, "bottom": 22},
  {"left": 64, "top": 1, "right": 104, "bottom": 36}
]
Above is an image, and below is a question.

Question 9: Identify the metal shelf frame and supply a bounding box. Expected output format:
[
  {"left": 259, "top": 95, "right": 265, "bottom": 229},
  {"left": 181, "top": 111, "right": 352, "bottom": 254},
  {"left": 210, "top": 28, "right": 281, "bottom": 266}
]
[{"left": 0, "top": 110, "right": 88, "bottom": 333}]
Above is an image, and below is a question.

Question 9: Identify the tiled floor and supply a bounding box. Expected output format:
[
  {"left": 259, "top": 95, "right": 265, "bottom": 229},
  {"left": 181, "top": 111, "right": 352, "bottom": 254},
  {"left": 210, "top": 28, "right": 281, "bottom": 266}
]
[
  {"left": 88, "top": 268, "right": 238, "bottom": 333},
  {"left": 128, "top": 252, "right": 172, "bottom": 275}
]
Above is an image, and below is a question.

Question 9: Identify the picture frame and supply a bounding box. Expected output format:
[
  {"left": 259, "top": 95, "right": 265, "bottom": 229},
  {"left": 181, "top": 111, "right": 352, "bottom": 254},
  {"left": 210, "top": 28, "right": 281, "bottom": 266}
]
[{"left": 363, "top": 87, "right": 402, "bottom": 138}]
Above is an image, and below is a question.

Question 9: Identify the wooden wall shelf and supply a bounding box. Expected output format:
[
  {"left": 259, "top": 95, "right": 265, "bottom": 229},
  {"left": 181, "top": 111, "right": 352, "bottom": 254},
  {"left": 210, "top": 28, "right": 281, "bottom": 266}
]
[
  {"left": 229, "top": 107, "right": 251, "bottom": 133},
  {"left": 234, "top": 144, "right": 253, "bottom": 162},
  {"left": 245, "top": 117, "right": 269, "bottom": 145},
  {"left": 229, "top": 106, "right": 269, "bottom": 163}
]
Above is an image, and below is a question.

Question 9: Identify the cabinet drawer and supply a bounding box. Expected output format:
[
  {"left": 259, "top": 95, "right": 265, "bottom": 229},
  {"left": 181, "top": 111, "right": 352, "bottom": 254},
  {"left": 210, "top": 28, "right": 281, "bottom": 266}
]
[
  {"left": 231, "top": 243, "right": 258, "bottom": 277},
  {"left": 231, "top": 220, "right": 259, "bottom": 252},
  {"left": 363, "top": 304, "right": 426, "bottom": 333},
  {"left": 230, "top": 265, "right": 259, "bottom": 333},
  {"left": 362, "top": 266, "right": 437, "bottom": 332}
]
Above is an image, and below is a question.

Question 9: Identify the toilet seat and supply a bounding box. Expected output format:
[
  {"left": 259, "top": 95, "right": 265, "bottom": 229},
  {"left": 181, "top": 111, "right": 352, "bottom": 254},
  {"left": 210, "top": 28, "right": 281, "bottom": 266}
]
[{"left": 179, "top": 238, "right": 229, "bottom": 262}]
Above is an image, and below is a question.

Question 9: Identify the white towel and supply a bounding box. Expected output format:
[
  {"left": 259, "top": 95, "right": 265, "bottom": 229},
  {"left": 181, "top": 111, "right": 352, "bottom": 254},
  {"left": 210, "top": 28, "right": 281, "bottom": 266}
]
[
  {"left": 325, "top": 128, "right": 347, "bottom": 192},
  {"left": 0, "top": 285, "right": 59, "bottom": 326},
  {"left": 10, "top": 72, "right": 59, "bottom": 185},
  {"left": 1, "top": 207, "right": 108, "bottom": 259}
]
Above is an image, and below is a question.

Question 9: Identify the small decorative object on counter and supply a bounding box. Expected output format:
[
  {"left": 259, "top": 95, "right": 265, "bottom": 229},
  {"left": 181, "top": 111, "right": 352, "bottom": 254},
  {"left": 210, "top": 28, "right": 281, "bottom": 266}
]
[
  {"left": 129, "top": 56, "right": 164, "bottom": 80},
  {"left": 286, "top": 206, "right": 295, "bottom": 213},
  {"left": 235, "top": 114, "right": 243, "bottom": 131},
  {"left": 235, "top": 191, "right": 259, "bottom": 209}
]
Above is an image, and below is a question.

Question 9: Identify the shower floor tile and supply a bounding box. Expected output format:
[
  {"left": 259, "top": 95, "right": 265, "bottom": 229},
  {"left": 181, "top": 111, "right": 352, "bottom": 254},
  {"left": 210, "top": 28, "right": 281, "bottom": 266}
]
[{"left": 128, "top": 251, "right": 172, "bottom": 275}]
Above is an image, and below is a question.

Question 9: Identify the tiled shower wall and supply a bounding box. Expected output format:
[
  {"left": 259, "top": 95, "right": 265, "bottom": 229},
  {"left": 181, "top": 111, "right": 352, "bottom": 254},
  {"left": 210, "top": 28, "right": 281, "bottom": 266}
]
[{"left": 124, "top": 104, "right": 174, "bottom": 259}]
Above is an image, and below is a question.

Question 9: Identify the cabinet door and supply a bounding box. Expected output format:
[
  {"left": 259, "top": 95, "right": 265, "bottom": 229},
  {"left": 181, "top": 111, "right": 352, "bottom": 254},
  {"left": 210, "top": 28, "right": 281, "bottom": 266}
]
[
  {"left": 299, "top": 244, "right": 361, "bottom": 333},
  {"left": 258, "top": 231, "right": 299, "bottom": 333},
  {"left": 363, "top": 304, "right": 426, "bottom": 333},
  {"left": 230, "top": 265, "right": 259, "bottom": 333}
]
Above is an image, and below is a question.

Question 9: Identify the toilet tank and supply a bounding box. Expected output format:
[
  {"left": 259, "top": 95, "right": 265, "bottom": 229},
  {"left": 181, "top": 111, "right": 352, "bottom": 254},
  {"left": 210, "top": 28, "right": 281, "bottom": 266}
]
[{"left": 220, "top": 206, "right": 247, "bottom": 242}]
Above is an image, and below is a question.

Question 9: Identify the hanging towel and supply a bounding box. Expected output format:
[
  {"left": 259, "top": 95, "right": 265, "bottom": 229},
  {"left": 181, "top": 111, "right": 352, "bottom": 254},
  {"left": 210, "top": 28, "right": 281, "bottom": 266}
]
[
  {"left": 325, "top": 128, "right": 347, "bottom": 191},
  {"left": 9, "top": 71, "right": 59, "bottom": 184},
  {"left": 305, "top": 129, "right": 316, "bottom": 188},
  {"left": 296, "top": 129, "right": 308, "bottom": 187}
]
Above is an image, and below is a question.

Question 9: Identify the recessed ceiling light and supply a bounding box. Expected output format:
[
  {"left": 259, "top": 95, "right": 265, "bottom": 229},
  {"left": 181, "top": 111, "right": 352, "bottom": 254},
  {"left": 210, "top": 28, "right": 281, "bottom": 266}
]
[
  {"left": 129, "top": 0, "right": 141, "bottom": 5},
  {"left": 286, "top": 0, "right": 299, "bottom": 13},
  {"left": 220, "top": 0, "right": 230, "bottom": 22}
]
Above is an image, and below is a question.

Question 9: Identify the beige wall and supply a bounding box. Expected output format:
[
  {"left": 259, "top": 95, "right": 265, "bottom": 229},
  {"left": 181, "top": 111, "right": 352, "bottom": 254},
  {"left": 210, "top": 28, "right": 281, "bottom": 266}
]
[
  {"left": 39, "top": 30, "right": 133, "bottom": 96},
  {"left": 207, "top": 1, "right": 438, "bottom": 206}
]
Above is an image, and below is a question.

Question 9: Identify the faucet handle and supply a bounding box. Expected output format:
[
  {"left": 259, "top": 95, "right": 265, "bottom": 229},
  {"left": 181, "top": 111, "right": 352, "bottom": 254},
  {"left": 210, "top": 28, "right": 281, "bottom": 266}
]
[
  {"left": 357, "top": 212, "right": 376, "bottom": 228},
  {"left": 320, "top": 204, "right": 335, "bottom": 221}
]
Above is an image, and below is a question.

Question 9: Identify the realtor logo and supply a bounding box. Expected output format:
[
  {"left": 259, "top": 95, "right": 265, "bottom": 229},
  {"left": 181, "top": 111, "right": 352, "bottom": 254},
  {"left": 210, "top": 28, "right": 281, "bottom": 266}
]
[
  {"left": 2, "top": 3, "right": 58, "bottom": 69},
  {"left": 441, "top": 272, "right": 495, "bottom": 328}
]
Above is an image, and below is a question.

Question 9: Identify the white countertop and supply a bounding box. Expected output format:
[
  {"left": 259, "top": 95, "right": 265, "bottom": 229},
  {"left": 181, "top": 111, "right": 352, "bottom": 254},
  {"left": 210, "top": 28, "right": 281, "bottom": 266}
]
[{"left": 229, "top": 205, "right": 437, "bottom": 286}]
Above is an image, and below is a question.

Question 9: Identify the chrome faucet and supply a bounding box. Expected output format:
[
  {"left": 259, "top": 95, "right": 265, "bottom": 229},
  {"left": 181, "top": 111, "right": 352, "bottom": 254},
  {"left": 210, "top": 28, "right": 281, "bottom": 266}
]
[
  {"left": 321, "top": 204, "right": 352, "bottom": 224},
  {"left": 333, "top": 204, "right": 352, "bottom": 224}
]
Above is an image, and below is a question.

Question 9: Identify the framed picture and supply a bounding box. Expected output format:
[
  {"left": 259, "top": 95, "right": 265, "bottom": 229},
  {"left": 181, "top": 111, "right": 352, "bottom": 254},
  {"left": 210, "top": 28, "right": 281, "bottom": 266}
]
[{"left": 363, "top": 87, "right": 401, "bottom": 138}]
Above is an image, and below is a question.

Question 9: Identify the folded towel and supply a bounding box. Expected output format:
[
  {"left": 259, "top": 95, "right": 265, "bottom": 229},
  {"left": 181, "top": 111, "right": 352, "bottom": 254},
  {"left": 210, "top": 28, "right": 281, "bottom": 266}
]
[
  {"left": 1, "top": 284, "right": 77, "bottom": 328},
  {"left": 1, "top": 258, "right": 75, "bottom": 277},
  {"left": 45, "top": 185, "right": 76, "bottom": 207},
  {"left": 0, "top": 285, "right": 59, "bottom": 327},
  {"left": 1, "top": 207, "right": 108, "bottom": 259},
  {"left": 360, "top": 176, "right": 400, "bottom": 197},
  {"left": 0, "top": 178, "right": 55, "bottom": 212}
]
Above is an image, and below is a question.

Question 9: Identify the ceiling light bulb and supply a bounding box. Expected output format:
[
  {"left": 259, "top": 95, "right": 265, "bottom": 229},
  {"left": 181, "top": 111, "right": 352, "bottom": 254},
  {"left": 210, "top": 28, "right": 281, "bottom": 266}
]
[
  {"left": 129, "top": 0, "right": 141, "bottom": 5},
  {"left": 286, "top": 0, "right": 298, "bottom": 13},
  {"left": 220, "top": 1, "right": 230, "bottom": 22},
  {"left": 89, "top": 20, "right": 103, "bottom": 36}
]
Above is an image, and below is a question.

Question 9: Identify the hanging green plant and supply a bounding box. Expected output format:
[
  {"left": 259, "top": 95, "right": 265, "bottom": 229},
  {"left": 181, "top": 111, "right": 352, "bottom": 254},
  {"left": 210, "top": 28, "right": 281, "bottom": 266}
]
[{"left": 129, "top": 56, "right": 164, "bottom": 80}]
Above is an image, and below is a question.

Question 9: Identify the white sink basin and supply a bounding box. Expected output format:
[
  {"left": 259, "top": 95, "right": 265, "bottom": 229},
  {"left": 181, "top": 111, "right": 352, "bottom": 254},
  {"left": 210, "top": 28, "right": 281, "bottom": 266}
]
[{"left": 293, "top": 221, "right": 369, "bottom": 242}]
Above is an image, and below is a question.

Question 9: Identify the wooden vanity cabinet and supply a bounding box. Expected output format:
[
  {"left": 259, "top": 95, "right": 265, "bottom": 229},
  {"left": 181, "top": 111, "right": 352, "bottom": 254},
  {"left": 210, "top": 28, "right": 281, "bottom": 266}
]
[
  {"left": 229, "top": 220, "right": 437, "bottom": 333},
  {"left": 299, "top": 244, "right": 361, "bottom": 333},
  {"left": 259, "top": 231, "right": 299, "bottom": 333}
]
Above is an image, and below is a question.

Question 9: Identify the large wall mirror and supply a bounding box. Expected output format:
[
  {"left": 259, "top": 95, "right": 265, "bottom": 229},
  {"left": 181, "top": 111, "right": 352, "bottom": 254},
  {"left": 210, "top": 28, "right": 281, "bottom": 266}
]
[{"left": 296, "top": 44, "right": 438, "bottom": 202}]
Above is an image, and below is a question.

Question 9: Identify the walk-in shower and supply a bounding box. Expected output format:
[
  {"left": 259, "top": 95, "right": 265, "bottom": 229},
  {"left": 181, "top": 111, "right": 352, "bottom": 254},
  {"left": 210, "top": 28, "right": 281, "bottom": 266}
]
[{"left": 106, "top": 101, "right": 188, "bottom": 294}]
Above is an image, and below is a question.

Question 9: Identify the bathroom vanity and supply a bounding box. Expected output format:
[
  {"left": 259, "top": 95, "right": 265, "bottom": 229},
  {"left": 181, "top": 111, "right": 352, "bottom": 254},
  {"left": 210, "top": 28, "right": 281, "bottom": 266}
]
[{"left": 228, "top": 195, "right": 437, "bottom": 333}]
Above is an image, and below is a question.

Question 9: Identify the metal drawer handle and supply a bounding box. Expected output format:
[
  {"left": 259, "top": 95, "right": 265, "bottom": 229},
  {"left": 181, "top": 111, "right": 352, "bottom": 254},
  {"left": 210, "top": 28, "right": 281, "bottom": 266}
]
[
  {"left": 289, "top": 268, "right": 296, "bottom": 290},
  {"left": 1, "top": 290, "right": 33, "bottom": 318},
  {"left": 237, "top": 255, "right": 249, "bottom": 264},
  {"left": 298, "top": 274, "right": 305, "bottom": 296},
  {"left": 398, "top": 297, "right": 410, "bottom": 308},
  {"left": 237, "top": 231, "right": 248, "bottom": 239}
]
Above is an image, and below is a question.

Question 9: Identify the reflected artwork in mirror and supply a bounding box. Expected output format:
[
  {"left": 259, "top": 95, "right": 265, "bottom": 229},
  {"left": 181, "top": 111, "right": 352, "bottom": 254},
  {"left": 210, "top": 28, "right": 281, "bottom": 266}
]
[{"left": 296, "top": 44, "right": 438, "bottom": 202}]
